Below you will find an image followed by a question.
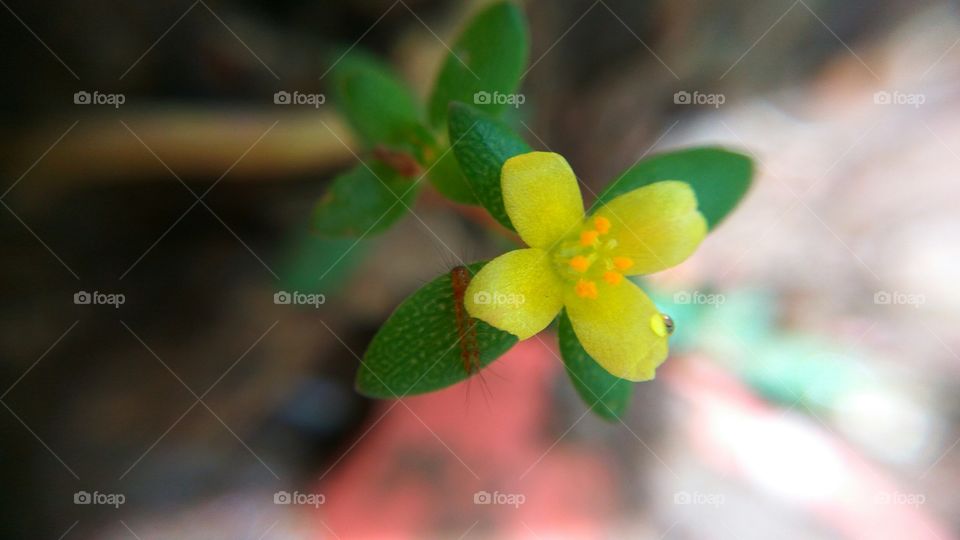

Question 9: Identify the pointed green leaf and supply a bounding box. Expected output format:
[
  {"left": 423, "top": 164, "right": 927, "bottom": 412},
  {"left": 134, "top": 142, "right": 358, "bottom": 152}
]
[
  {"left": 330, "top": 52, "right": 428, "bottom": 149},
  {"left": 312, "top": 162, "right": 416, "bottom": 237},
  {"left": 428, "top": 145, "right": 478, "bottom": 204},
  {"left": 558, "top": 310, "right": 633, "bottom": 421},
  {"left": 357, "top": 262, "right": 518, "bottom": 398},
  {"left": 428, "top": 1, "right": 529, "bottom": 128},
  {"left": 448, "top": 102, "right": 531, "bottom": 229},
  {"left": 594, "top": 147, "right": 754, "bottom": 230}
]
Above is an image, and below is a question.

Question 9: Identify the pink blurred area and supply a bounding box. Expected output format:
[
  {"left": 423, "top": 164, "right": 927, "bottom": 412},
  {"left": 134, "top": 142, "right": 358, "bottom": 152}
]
[
  {"left": 293, "top": 338, "right": 956, "bottom": 539},
  {"left": 667, "top": 358, "right": 953, "bottom": 540},
  {"left": 315, "top": 340, "right": 619, "bottom": 539}
]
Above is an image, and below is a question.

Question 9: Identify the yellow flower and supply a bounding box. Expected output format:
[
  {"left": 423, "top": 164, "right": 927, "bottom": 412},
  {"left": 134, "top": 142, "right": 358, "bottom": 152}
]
[{"left": 465, "top": 152, "right": 707, "bottom": 381}]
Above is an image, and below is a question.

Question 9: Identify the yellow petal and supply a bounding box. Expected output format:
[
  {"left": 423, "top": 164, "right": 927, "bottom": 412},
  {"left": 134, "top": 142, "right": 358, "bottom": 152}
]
[
  {"left": 594, "top": 181, "right": 707, "bottom": 275},
  {"left": 564, "top": 279, "right": 668, "bottom": 381},
  {"left": 465, "top": 248, "right": 564, "bottom": 340},
  {"left": 502, "top": 152, "right": 585, "bottom": 248}
]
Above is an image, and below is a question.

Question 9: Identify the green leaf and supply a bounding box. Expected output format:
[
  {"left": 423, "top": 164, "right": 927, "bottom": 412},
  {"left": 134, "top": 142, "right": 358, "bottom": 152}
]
[
  {"left": 428, "top": 1, "right": 529, "bottom": 128},
  {"left": 594, "top": 147, "right": 754, "bottom": 230},
  {"left": 279, "top": 232, "right": 369, "bottom": 295},
  {"left": 312, "top": 162, "right": 416, "bottom": 237},
  {"left": 448, "top": 102, "right": 531, "bottom": 229},
  {"left": 357, "top": 262, "right": 518, "bottom": 397},
  {"left": 558, "top": 310, "right": 633, "bottom": 421},
  {"left": 428, "top": 145, "right": 478, "bottom": 204},
  {"left": 330, "top": 52, "right": 427, "bottom": 149}
]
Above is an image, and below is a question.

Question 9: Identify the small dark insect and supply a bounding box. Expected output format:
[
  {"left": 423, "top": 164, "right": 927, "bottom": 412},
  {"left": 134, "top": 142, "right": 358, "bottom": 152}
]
[{"left": 662, "top": 314, "right": 675, "bottom": 335}]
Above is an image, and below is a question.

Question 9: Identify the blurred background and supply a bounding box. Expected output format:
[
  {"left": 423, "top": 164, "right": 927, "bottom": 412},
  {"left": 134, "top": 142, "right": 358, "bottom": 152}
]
[{"left": 2, "top": 0, "right": 959, "bottom": 538}]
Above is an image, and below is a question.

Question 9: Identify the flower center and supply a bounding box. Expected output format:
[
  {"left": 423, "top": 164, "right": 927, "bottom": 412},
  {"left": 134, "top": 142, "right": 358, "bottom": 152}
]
[{"left": 550, "top": 216, "right": 634, "bottom": 299}]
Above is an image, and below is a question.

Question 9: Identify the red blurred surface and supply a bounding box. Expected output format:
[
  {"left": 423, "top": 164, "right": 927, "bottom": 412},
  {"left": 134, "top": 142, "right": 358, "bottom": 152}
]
[{"left": 315, "top": 339, "right": 618, "bottom": 539}]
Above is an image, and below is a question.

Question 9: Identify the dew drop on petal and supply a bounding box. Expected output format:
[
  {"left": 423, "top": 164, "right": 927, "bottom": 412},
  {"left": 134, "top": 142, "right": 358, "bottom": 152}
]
[{"left": 650, "top": 314, "right": 674, "bottom": 337}]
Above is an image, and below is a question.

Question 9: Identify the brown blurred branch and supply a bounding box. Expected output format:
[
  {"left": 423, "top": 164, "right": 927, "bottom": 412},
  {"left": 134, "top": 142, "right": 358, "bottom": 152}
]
[{"left": 5, "top": 106, "right": 356, "bottom": 201}]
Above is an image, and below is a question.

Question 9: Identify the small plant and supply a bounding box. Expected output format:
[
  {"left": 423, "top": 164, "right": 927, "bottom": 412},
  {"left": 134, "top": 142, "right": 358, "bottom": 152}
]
[{"left": 315, "top": 2, "right": 754, "bottom": 420}]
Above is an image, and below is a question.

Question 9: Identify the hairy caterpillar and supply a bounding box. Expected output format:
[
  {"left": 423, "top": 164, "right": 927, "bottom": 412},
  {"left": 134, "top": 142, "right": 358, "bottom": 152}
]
[{"left": 450, "top": 265, "right": 481, "bottom": 376}]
